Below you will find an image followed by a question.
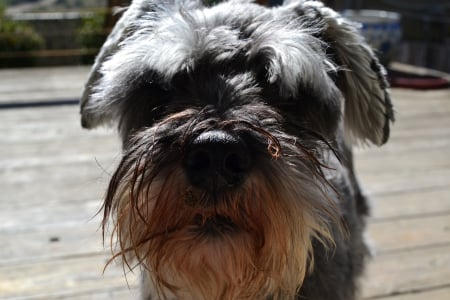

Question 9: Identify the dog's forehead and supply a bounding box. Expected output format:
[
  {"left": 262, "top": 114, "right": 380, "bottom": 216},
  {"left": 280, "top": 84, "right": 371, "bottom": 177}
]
[
  {"left": 106, "top": 3, "right": 335, "bottom": 97},
  {"left": 123, "top": 6, "right": 256, "bottom": 77}
]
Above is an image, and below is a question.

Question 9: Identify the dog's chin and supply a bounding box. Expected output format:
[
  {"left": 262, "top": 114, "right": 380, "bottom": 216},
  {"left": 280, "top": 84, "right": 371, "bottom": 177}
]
[
  {"left": 107, "top": 166, "right": 337, "bottom": 299},
  {"left": 191, "top": 213, "right": 240, "bottom": 237},
  {"left": 184, "top": 188, "right": 248, "bottom": 237}
]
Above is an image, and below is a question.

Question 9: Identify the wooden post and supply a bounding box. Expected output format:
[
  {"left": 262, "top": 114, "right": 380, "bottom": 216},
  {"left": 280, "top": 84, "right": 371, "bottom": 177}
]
[{"left": 104, "top": 0, "right": 130, "bottom": 31}]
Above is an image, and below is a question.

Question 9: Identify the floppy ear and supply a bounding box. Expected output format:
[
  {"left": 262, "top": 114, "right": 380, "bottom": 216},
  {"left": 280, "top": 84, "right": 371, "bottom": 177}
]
[
  {"left": 283, "top": 0, "right": 394, "bottom": 146},
  {"left": 80, "top": 0, "right": 151, "bottom": 128},
  {"left": 80, "top": 0, "right": 202, "bottom": 129}
]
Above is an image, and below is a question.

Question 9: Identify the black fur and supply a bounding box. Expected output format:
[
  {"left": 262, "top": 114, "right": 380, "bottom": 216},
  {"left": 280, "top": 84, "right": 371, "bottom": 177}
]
[{"left": 80, "top": 1, "right": 393, "bottom": 299}]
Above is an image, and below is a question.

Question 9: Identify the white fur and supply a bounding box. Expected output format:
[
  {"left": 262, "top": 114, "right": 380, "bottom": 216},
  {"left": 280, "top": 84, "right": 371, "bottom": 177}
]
[{"left": 81, "top": 0, "right": 393, "bottom": 146}]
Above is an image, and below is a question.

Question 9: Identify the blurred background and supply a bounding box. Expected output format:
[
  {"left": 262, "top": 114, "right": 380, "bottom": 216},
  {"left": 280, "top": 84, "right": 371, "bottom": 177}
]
[{"left": 1, "top": 0, "right": 449, "bottom": 71}]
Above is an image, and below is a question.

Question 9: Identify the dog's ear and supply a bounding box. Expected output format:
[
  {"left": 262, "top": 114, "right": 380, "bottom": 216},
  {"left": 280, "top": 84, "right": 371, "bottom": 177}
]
[
  {"left": 282, "top": 0, "right": 394, "bottom": 145},
  {"left": 80, "top": 0, "right": 202, "bottom": 129},
  {"left": 80, "top": 0, "right": 152, "bottom": 129}
]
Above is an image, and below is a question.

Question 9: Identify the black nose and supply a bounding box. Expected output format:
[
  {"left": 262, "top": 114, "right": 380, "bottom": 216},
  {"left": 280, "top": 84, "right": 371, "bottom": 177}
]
[{"left": 183, "top": 130, "right": 251, "bottom": 192}]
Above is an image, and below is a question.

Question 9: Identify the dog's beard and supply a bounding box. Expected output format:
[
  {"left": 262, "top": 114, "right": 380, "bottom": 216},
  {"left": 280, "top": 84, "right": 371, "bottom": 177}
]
[{"left": 103, "top": 126, "right": 339, "bottom": 300}]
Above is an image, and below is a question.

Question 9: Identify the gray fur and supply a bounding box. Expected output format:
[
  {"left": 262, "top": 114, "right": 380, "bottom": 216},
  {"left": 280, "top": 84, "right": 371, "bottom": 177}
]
[
  {"left": 81, "top": 0, "right": 393, "bottom": 146},
  {"left": 80, "top": 1, "right": 394, "bottom": 299}
]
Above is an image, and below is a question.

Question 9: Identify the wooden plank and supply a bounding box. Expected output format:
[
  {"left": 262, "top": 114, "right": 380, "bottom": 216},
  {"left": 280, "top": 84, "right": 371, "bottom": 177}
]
[
  {"left": 0, "top": 152, "right": 118, "bottom": 173},
  {"left": 373, "top": 286, "right": 450, "bottom": 300},
  {"left": 17, "top": 287, "right": 140, "bottom": 300},
  {"left": 0, "top": 66, "right": 89, "bottom": 103},
  {"left": 392, "top": 102, "right": 450, "bottom": 119},
  {"left": 0, "top": 105, "right": 80, "bottom": 123},
  {"left": 0, "top": 255, "right": 138, "bottom": 299},
  {"left": 392, "top": 106, "right": 450, "bottom": 125},
  {"left": 358, "top": 168, "right": 450, "bottom": 196},
  {"left": 0, "top": 122, "right": 112, "bottom": 145},
  {"left": 355, "top": 146, "right": 450, "bottom": 174},
  {"left": 361, "top": 245, "right": 450, "bottom": 298},
  {"left": 368, "top": 214, "right": 450, "bottom": 253},
  {"left": 0, "top": 222, "right": 104, "bottom": 265},
  {"left": 0, "top": 161, "right": 112, "bottom": 209},
  {"left": 0, "top": 138, "right": 119, "bottom": 165},
  {"left": 0, "top": 199, "right": 101, "bottom": 232},
  {"left": 388, "top": 89, "right": 450, "bottom": 111},
  {"left": 371, "top": 186, "right": 450, "bottom": 219}
]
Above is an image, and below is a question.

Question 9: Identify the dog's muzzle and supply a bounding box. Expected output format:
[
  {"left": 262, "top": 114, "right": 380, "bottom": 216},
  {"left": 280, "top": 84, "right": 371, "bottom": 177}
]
[{"left": 183, "top": 130, "right": 252, "bottom": 193}]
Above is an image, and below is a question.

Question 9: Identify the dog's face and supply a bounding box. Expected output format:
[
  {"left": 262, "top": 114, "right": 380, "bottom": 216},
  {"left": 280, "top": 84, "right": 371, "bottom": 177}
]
[{"left": 81, "top": 0, "right": 393, "bottom": 299}]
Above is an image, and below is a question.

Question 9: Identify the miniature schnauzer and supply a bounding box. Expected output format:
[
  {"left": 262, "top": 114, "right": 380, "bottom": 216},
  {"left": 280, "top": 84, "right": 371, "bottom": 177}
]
[{"left": 80, "top": 0, "right": 394, "bottom": 299}]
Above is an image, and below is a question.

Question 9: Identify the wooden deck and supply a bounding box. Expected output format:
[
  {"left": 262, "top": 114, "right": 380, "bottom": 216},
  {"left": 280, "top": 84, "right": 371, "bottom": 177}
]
[{"left": 1, "top": 66, "right": 449, "bottom": 299}]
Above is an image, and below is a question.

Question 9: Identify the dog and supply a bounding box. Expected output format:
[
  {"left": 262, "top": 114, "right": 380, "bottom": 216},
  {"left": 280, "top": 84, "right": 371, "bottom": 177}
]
[{"left": 80, "top": 0, "right": 394, "bottom": 299}]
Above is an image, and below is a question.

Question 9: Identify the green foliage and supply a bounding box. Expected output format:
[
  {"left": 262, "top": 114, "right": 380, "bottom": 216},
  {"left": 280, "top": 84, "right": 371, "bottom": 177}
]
[
  {"left": 78, "top": 11, "right": 105, "bottom": 49},
  {"left": 78, "top": 10, "right": 106, "bottom": 63},
  {"left": 0, "top": 3, "right": 45, "bottom": 67},
  {"left": 5, "top": 0, "right": 39, "bottom": 5},
  {"left": 5, "top": 0, "right": 105, "bottom": 9},
  {"left": 54, "top": 0, "right": 106, "bottom": 9}
]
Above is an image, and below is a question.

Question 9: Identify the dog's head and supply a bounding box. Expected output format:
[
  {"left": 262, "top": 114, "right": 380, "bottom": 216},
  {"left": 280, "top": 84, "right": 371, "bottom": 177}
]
[{"left": 81, "top": 0, "right": 393, "bottom": 298}]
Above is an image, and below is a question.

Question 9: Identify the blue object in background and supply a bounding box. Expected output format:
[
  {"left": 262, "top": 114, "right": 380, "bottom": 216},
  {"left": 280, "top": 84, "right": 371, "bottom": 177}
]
[{"left": 341, "top": 10, "right": 402, "bottom": 65}]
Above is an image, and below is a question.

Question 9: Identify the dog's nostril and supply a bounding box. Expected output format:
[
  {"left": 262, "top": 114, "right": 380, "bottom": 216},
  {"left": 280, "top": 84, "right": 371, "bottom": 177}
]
[
  {"left": 188, "top": 148, "right": 212, "bottom": 172},
  {"left": 224, "top": 152, "right": 249, "bottom": 175},
  {"left": 183, "top": 130, "right": 251, "bottom": 191}
]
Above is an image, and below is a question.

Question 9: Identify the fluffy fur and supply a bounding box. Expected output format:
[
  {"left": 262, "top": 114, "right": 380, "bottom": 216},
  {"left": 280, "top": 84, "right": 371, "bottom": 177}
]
[{"left": 80, "top": 1, "right": 394, "bottom": 299}]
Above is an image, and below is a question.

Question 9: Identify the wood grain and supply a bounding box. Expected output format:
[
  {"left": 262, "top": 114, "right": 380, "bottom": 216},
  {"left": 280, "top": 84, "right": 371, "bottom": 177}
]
[{"left": 0, "top": 67, "right": 449, "bottom": 300}]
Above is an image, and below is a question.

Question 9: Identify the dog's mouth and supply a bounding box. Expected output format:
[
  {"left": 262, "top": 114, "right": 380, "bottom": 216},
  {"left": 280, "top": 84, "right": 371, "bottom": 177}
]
[
  {"left": 192, "top": 214, "right": 239, "bottom": 236},
  {"left": 179, "top": 189, "right": 245, "bottom": 237}
]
